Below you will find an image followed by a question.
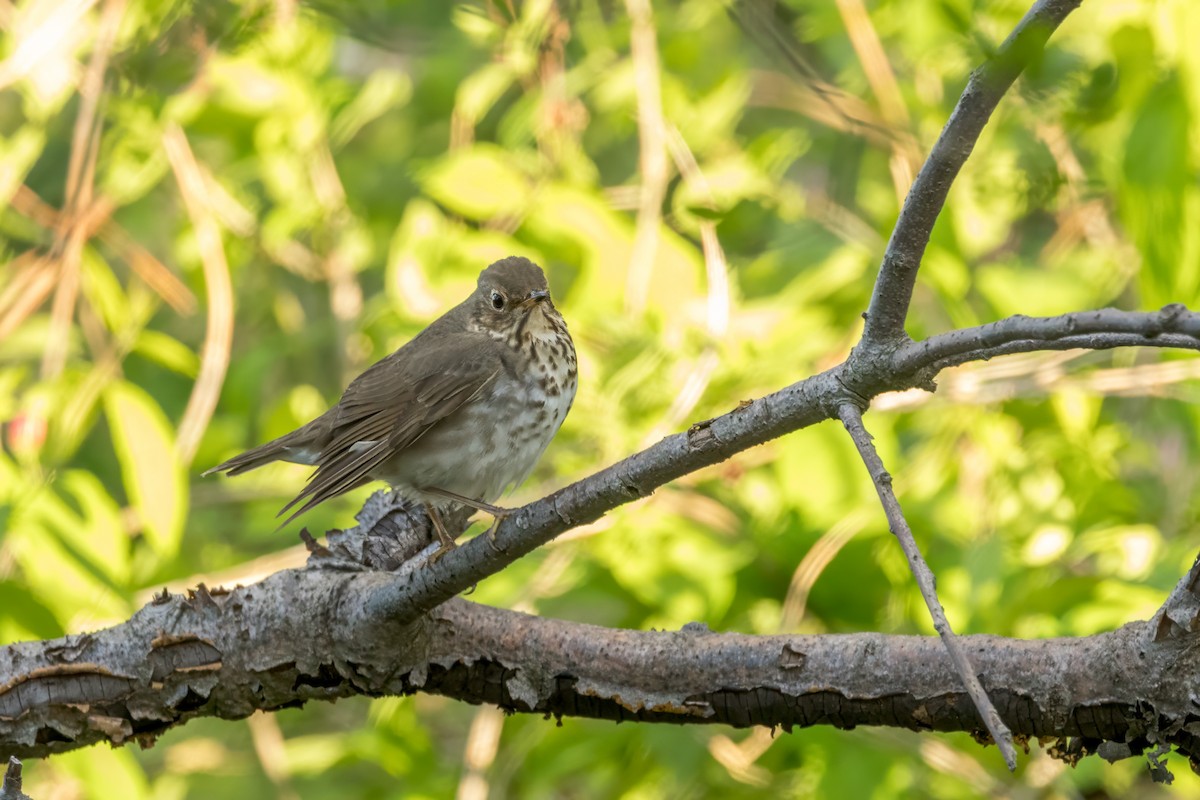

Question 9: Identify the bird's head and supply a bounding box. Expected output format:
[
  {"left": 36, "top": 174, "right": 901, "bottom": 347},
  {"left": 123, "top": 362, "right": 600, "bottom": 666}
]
[{"left": 473, "top": 256, "right": 566, "bottom": 340}]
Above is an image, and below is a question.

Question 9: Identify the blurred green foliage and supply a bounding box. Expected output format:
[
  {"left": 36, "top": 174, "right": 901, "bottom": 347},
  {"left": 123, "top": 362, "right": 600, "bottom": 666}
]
[{"left": 2, "top": 0, "right": 1200, "bottom": 796}]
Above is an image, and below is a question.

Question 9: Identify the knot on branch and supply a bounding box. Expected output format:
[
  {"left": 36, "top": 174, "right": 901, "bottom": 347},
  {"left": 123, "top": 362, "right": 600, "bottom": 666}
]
[{"left": 317, "top": 490, "right": 471, "bottom": 571}]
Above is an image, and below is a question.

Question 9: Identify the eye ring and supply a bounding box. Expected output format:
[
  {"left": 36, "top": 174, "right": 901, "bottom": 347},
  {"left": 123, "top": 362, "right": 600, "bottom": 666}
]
[{"left": 490, "top": 290, "right": 505, "bottom": 310}]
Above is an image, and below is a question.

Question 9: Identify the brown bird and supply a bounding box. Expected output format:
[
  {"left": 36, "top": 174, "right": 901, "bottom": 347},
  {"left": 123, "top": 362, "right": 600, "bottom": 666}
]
[{"left": 205, "top": 256, "right": 577, "bottom": 556}]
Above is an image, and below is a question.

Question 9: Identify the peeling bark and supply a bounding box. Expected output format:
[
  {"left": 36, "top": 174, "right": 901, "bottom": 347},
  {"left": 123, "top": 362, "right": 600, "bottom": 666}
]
[{"left": 4, "top": 554, "right": 1200, "bottom": 771}]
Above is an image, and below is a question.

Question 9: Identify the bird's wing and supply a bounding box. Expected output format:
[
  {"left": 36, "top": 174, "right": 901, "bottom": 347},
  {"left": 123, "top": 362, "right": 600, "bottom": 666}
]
[{"left": 276, "top": 337, "right": 500, "bottom": 526}]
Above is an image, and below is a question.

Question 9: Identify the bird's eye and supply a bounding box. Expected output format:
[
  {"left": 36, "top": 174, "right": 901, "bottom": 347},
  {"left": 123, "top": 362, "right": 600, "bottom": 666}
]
[{"left": 490, "top": 291, "right": 505, "bottom": 310}]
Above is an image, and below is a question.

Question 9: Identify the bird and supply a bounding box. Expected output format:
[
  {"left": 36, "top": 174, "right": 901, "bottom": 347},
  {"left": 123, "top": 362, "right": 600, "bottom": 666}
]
[{"left": 204, "top": 256, "right": 577, "bottom": 558}]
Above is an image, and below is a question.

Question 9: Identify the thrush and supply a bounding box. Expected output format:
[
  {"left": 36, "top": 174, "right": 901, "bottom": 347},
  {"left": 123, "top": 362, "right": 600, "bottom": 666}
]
[{"left": 204, "top": 256, "right": 577, "bottom": 557}]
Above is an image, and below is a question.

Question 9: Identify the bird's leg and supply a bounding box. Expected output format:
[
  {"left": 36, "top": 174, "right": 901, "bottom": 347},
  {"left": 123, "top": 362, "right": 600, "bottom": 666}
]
[
  {"left": 425, "top": 504, "right": 458, "bottom": 565},
  {"left": 422, "top": 486, "right": 514, "bottom": 544},
  {"left": 481, "top": 507, "right": 512, "bottom": 545}
]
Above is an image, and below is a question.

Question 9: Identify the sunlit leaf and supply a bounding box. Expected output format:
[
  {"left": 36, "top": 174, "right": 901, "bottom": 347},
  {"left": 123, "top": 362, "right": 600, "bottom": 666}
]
[
  {"left": 331, "top": 69, "right": 413, "bottom": 148},
  {"left": 132, "top": 330, "right": 200, "bottom": 377},
  {"left": 103, "top": 381, "right": 186, "bottom": 559},
  {"left": 454, "top": 62, "right": 516, "bottom": 125},
  {"left": 0, "top": 127, "right": 46, "bottom": 206},
  {"left": 421, "top": 144, "right": 531, "bottom": 220}
]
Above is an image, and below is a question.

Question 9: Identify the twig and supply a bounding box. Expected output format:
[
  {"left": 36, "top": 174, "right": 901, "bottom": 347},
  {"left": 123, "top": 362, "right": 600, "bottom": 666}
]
[
  {"left": 833, "top": 0, "right": 917, "bottom": 198},
  {"left": 8, "top": 184, "right": 196, "bottom": 315},
  {"left": 0, "top": 255, "right": 55, "bottom": 341},
  {"left": 41, "top": 0, "right": 125, "bottom": 379},
  {"left": 0, "top": 757, "right": 30, "bottom": 800},
  {"left": 635, "top": 126, "right": 730, "bottom": 440},
  {"left": 623, "top": 0, "right": 670, "bottom": 313},
  {"left": 877, "top": 350, "right": 1200, "bottom": 412},
  {"left": 862, "top": 0, "right": 1082, "bottom": 344},
  {"left": 164, "top": 124, "right": 235, "bottom": 466},
  {"left": 835, "top": 402, "right": 1017, "bottom": 770},
  {"left": 731, "top": 1, "right": 900, "bottom": 149},
  {"left": 748, "top": 69, "right": 913, "bottom": 153}
]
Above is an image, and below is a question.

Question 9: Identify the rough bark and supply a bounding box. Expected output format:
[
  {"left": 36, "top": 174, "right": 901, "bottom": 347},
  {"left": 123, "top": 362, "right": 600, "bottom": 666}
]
[{"left": 4, "top": 551, "right": 1200, "bottom": 769}]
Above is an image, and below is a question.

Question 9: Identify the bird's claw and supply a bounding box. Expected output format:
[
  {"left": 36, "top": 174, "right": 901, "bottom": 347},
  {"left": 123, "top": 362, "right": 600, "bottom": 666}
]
[
  {"left": 484, "top": 509, "right": 513, "bottom": 550},
  {"left": 427, "top": 538, "right": 457, "bottom": 566}
]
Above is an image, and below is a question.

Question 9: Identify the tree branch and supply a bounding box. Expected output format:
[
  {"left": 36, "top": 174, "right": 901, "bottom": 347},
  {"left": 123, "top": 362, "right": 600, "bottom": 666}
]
[
  {"left": 894, "top": 305, "right": 1200, "bottom": 373},
  {"left": 836, "top": 403, "right": 1016, "bottom": 768},
  {"left": 861, "top": 0, "right": 1083, "bottom": 344},
  {"left": 4, "top": 567, "right": 1200, "bottom": 766}
]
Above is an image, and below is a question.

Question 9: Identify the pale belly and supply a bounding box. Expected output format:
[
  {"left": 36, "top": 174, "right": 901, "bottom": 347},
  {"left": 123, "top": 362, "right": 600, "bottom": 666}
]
[{"left": 375, "top": 350, "right": 576, "bottom": 508}]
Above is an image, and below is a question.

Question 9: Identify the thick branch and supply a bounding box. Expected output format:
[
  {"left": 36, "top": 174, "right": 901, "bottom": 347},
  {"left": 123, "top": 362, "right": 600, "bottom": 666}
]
[
  {"left": 3, "top": 570, "right": 1200, "bottom": 765},
  {"left": 862, "top": 0, "right": 1083, "bottom": 344}
]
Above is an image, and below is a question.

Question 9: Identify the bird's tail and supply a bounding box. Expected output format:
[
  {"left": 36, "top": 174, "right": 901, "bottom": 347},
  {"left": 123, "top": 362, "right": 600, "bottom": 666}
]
[{"left": 202, "top": 423, "right": 322, "bottom": 477}]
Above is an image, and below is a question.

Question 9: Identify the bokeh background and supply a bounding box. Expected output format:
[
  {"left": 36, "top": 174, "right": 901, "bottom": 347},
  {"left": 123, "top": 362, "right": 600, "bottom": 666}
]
[{"left": 2, "top": 0, "right": 1200, "bottom": 796}]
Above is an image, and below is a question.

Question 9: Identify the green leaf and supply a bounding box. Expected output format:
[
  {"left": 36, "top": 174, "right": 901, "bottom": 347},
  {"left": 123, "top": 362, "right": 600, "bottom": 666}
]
[
  {"left": 81, "top": 249, "right": 132, "bottom": 334},
  {"left": 0, "top": 127, "right": 46, "bottom": 206},
  {"left": 331, "top": 69, "right": 413, "bottom": 148},
  {"left": 56, "top": 470, "right": 132, "bottom": 586},
  {"left": 103, "top": 381, "right": 187, "bottom": 559},
  {"left": 0, "top": 580, "right": 63, "bottom": 640},
  {"left": 421, "top": 144, "right": 531, "bottom": 220},
  {"left": 976, "top": 262, "right": 1100, "bottom": 317},
  {"left": 454, "top": 62, "right": 515, "bottom": 125},
  {"left": 132, "top": 330, "right": 200, "bottom": 377},
  {"left": 1121, "top": 74, "right": 1199, "bottom": 306}
]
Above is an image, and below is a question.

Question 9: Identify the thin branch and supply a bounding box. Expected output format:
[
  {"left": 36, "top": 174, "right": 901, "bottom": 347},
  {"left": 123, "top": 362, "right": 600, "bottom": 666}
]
[
  {"left": 893, "top": 306, "right": 1200, "bottom": 374},
  {"left": 623, "top": 0, "right": 671, "bottom": 313},
  {"left": 164, "top": 124, "right": 236, "bottom": 466},
  {"left": 836, "top": 403, "right": 1017, "bottom": 770},
  {"left": 861, "top": 0, "right": 1082, "bottom": 345},
  {"left": 41, "top": 0, "right": 125, "bottom": 379}
]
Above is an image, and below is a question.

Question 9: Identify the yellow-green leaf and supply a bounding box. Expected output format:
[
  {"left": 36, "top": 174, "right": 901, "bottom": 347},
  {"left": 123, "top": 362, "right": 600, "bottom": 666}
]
[
  {"left": 104, "top": 381, "right": 187, "bottom": 558},
  {"left": 421, "top": 144, "right": 530, "bottom": 220}
]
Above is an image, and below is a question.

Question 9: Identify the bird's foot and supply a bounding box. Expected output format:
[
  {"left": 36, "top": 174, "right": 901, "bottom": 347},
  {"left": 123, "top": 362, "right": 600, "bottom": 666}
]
[
  {"left": 426, "top": 538, "right": 458, "bottom": 565},
  {"left": 421, "top": 486, "right": 514, "bottom": 549},
  {"left": 425, "top": 504, "right": 459, "bottom": 566},
  {"left": 483, "top": 507, "right": 513, "bottom": 549}
]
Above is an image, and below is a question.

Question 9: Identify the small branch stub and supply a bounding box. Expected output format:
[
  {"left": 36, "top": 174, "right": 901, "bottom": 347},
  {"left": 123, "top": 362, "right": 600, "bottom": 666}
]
[{"left": 1, "top": 758, "right": 31, "bottom": 800}]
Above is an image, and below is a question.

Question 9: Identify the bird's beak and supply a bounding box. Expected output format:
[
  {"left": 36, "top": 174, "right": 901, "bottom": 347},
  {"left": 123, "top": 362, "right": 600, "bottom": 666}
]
[{"left": 522, "top": 289, "right": 550, "bottom": 308}]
